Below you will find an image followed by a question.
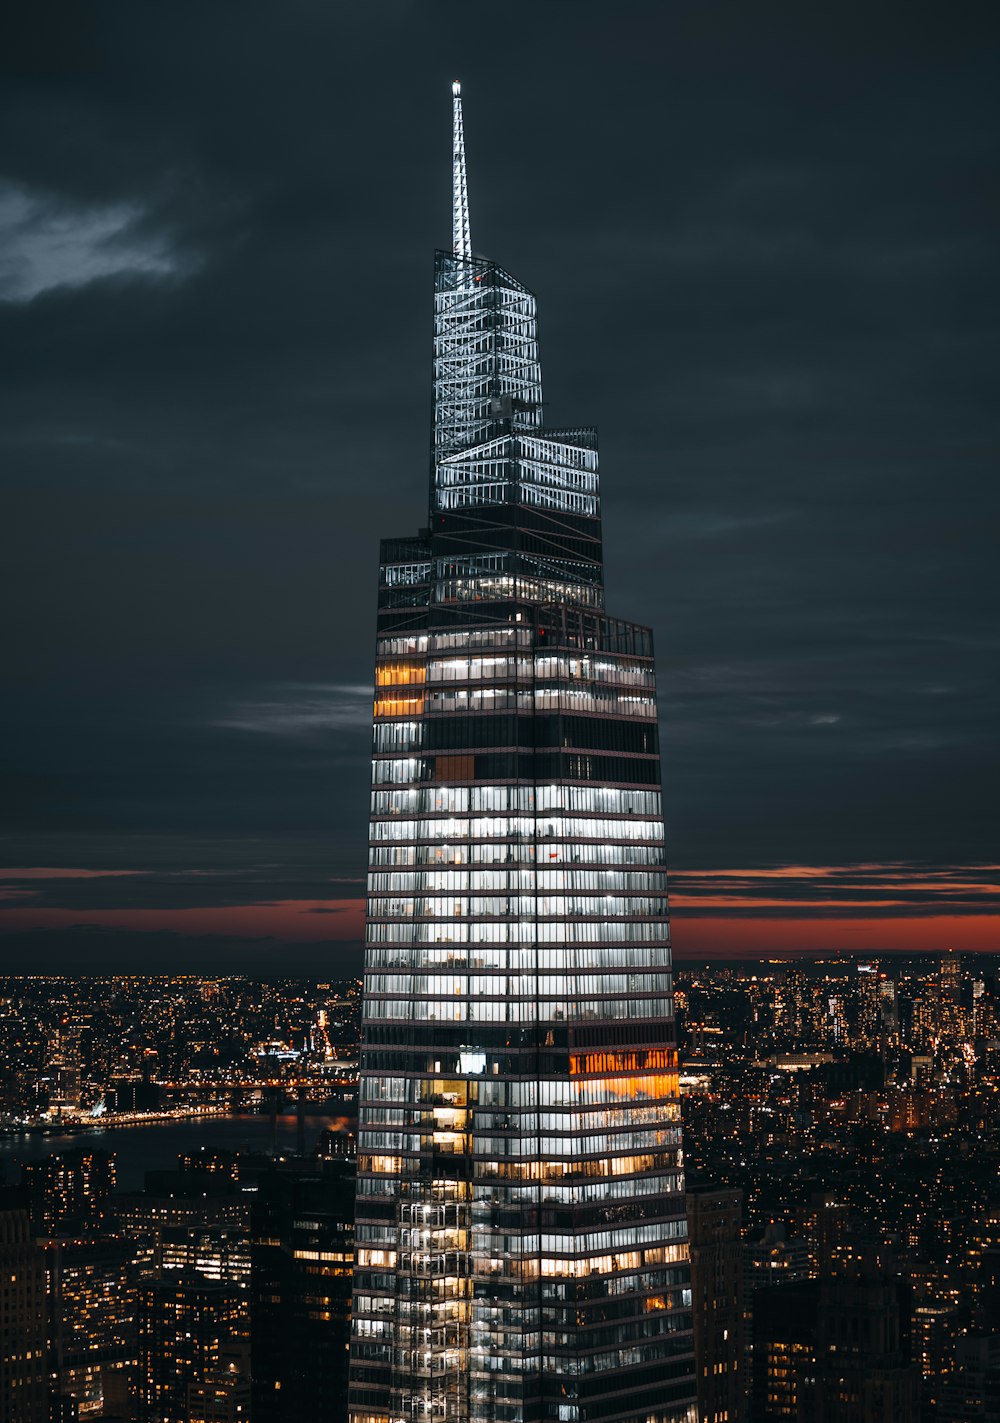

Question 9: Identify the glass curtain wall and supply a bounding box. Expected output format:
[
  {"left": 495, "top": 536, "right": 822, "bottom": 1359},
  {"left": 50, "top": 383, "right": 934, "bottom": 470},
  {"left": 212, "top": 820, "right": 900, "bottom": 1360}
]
[{"left": 349, "top": 207, "right": 695, "bottom": 1423}]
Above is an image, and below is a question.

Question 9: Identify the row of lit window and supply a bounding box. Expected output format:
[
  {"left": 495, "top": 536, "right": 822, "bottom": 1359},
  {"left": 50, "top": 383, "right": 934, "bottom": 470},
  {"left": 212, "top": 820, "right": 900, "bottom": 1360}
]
[
  {"left": 414, "top": 1126, "right": 682, "bottom": 1159},
  {"left": 363, "top": 996, "right": 673, "bottom": 1023},
  {"left": 361, "top": 1075, "right": 678, "bottom": 1110},
  {"left": 372, "top": 785, "right": 662, "bottom": 816},
  {"left": 395, "top": 1104, "right": 680, "bottom": 1135},
  {"left": 363, "top": 953, "right": 672, "bottom": 978},
  {"left": 367, "top": 894, "right": 667, "bottom": 920},
  {"left": 359, "top": 1119, "right": 680, "bottom": 1159},
  {"left": 432, "top": 575, "right": 604, "bottom": 608},
  {"left": 370, "top": 816, "right": 665, "bottom": 844},
  {"left": 362, "top": 971, "right": 674, "bottom": 997},
  {"left": 369, "top": 843, "right": 667, "bottom": 868},
  {"left": 365, "top": 920, "right": 671, "bottom": 944},
  {"left": 376, "top": 627, "right": 529, "bottom": 657},
  {"left": 375, "top": 687, "right": 656, "bottom": 719},
  {"left": 436, "top": 458, "right": 597, "bottom": 498},
  {"left": 367, "top": 869, "right": 667, "bottom": 893},
  {"left": 361, "top": 1220, "right": 684, "bottom": 1260},
  {"left": 359, "top": 1150, "right": 676, "bottom": 1183},
  {"left": 437, "top": 431, "right": 597, "bottom": 484},
  {"left": 363, "top": 946, "right": 673, "bottom": 972},
  {"left": 375, "top": 655, "right": 654, "bottom": 689}
]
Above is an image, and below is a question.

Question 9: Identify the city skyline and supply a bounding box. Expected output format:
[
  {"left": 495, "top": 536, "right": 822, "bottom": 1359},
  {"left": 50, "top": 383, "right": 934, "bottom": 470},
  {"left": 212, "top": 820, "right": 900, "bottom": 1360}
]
[
  {"left": 2, "top": 4, "right": 998, "bottom": 973},
  {"left": 3, "top": 950, "right": 1000, "bottom": 1420}
]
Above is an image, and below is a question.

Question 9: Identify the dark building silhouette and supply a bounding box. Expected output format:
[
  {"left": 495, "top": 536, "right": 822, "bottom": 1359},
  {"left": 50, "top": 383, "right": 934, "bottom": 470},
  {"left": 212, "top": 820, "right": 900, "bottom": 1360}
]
[
  {"left": 981, "top": 1247, "right": 1000, "bottom": 1331},
  {"left": 751, "top": 1252, "right": 916, "bottom": 1422},
  {"left": 251, "top": 1157, "right": 355, "bottom": 1422},
  {"left": 936, "top": 1334, "right": 1000, "bottom": 1422},
  {"left": 686, "top": 1187, "right": 744, "bottom": 1423},
  {"left": 0, "top": 1196, "right": 47, "bottom": 1423},
  {"left": 105, "top": 1077, "right": 161, "bottom": 1114},
  {"left": 752, "top": 1279, "right": 818, "bottom": 1422},
  {"left": 47, "top": 1394, "right": 78, "bottom": 1423}
]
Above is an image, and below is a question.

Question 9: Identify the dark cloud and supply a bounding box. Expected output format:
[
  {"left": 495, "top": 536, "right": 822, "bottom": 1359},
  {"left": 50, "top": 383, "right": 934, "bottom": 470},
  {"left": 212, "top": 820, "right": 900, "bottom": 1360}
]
[
  {"left": 1, "top": 1, "right": 998, "bottom": 965},
  {"left": 670, "top": 863, "right": 1000, "bottom": 918},
  {"left": 0, "top": 926, "right": 364, "bottom": 977}
]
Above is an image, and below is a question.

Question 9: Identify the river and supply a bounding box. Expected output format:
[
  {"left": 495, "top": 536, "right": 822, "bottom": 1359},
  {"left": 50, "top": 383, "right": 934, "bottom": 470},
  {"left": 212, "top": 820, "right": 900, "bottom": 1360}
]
[{"left": 0, "top": 1110, "right": 350, "bottom": 1190}]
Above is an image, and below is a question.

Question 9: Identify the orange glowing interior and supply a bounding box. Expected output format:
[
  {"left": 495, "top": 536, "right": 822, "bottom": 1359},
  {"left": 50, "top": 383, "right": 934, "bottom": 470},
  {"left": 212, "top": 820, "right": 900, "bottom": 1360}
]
[
  {"left": 375, "top": 664, "right": 426, "bottom": 686},
  {"left": 374, "top": 695, "right": 424, "bottom": 717},
  {"left": 569, "top": 1047, "right": 678, "bottom": 1075}
]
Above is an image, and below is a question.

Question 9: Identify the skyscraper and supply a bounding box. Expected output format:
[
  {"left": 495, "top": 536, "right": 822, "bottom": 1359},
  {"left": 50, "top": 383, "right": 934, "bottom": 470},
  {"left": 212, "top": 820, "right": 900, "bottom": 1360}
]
[
  {"left": 22, "top": 1147, "right": 115, "bottom": 1237},
  {"left": 0, "top": 1195, "right": 47, "bottom": 1423},
  {"left": 136, "top": 1270, "right": 249, "bottom": 1423},
  {"left": 686, "top": 1187, "right": 744, "bottom": 1423},
  {"left": 250, "top": 1157, "right": 356, "bottom": 1422},
  {"left": 350, "top": 84, "right": 695, "bottom": 1423}
]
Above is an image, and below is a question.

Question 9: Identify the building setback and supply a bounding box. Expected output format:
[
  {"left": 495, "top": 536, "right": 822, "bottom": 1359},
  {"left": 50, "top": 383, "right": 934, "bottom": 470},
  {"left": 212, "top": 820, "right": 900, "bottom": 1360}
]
[{"left": 348, "top": 83, "right": 695, "bottom": 1423}]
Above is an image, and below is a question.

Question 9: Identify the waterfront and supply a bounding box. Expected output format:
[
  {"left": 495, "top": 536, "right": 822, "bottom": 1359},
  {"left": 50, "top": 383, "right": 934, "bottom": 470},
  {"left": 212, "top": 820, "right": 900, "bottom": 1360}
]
[{"left": 0, "top": 1109, "right": 348, "bottom": 1189}]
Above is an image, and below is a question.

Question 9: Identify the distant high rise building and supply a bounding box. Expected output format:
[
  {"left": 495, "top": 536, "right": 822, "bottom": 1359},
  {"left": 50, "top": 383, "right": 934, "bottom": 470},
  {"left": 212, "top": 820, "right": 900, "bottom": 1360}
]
[
  {"left": 937, "top": 951, "right": 971, "bottom": 1055},
  {"left": 21, "top": 1149, "right": 115, "bottom": 1237},
  {"left": 913, "top": 1302, "right": 963, "bottom": 1416},
  {"left": 795, "top": 1192, "right": 852, "bottom": 1276},
  {"left": 46, "top": 1024, "right": 82, "bottom": 1116},
  {"left": 941, "top": 952, "right": 962, "bottom": 1007},
  {"left": 686, "top": 1187, "right": 744, "bottom": 1423},
  {"left": 349, "top": 82, "right": 694, "bottom": 1423},
  {"left": 0, "top": 1197, "right": 47, "bottom": 1423},
  {"left": 855, "top": 962, "right": 882, "bottom": 1048},
  {"left": 745, "top": 1222, "right": 811, "bottom": 1295},
  {"left": 117, "top": 1157, "right": 252, "bottom": 1242},
  {"left": 136, "top": 1270, "right": 248, "bottom": 1423},
  {"left": 46, "top": 1236, "right": 139, "bottom": 1417}
]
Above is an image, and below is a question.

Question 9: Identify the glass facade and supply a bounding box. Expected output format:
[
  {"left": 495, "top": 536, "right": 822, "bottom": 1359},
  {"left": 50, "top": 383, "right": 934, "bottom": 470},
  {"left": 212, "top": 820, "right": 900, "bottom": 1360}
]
[{"left": 350, "top": 86, "right": 695, "bottom": 1423}]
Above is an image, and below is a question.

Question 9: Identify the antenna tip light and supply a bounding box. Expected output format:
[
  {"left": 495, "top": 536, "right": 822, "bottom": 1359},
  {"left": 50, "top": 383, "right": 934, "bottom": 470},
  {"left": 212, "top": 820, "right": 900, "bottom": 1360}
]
[{"left": 452, "top": 80, "right": 461, "bottom": 97}]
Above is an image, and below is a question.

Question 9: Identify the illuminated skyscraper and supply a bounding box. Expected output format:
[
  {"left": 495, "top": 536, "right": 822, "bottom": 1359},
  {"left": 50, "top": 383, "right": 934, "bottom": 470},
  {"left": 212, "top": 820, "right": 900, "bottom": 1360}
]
[{"left": 349, "top": 83, "right": 695, "bottom": 1423}]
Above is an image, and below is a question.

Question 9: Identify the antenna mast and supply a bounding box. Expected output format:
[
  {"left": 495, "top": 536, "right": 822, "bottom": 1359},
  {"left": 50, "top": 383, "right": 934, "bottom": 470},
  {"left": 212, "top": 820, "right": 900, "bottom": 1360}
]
[{"left": 452, "top": 80, "right": 471, "bottom": 260}]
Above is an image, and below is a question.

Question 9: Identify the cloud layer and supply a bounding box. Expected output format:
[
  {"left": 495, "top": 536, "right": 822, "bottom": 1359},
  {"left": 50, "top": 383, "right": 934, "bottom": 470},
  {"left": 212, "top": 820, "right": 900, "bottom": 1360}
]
[{"left": 1, "top": 2, "right": 998, "bottom": 965}]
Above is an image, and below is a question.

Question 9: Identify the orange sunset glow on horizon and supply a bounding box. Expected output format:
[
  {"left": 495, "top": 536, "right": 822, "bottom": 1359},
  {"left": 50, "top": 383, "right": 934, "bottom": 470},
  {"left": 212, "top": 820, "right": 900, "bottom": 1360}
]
[{"left": 0, "top": 859, "right": 997, "bottom": 961}]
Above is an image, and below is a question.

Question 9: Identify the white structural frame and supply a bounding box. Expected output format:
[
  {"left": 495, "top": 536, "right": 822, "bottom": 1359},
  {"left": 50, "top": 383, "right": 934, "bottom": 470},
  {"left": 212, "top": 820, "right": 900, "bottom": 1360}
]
[{"left": 452, "top": 80, "right": 472, "bottom": 260}]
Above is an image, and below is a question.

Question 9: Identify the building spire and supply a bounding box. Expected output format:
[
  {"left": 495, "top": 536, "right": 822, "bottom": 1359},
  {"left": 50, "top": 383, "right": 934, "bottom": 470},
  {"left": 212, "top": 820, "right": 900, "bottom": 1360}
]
[{"left": 451, "top": 80, "right": 471, "bottom": 260}]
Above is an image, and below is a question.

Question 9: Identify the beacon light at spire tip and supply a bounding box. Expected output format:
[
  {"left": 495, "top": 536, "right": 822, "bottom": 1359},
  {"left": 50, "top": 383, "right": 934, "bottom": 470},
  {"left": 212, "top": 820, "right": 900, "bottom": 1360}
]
[{"left": 452, "top": 79, "right": 461, "bottom": 96}]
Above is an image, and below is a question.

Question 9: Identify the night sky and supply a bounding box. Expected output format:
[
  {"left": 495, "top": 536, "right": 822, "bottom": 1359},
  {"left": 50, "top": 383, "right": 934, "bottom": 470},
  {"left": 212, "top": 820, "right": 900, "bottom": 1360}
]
[{"left": 2, "top": 2, "right": 998, "bottom": 973}]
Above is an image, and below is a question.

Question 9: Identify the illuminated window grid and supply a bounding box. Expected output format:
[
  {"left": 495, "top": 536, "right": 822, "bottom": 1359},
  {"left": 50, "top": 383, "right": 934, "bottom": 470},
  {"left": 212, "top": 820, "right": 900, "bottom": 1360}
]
[{"left": 351, "top": 85, "right": 693, "bottom": 1423}]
